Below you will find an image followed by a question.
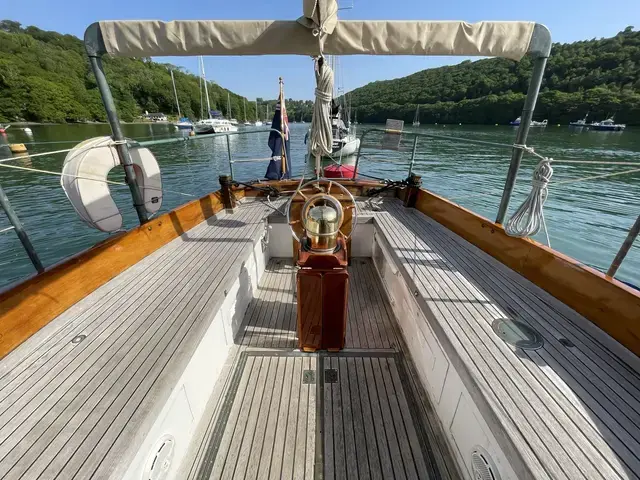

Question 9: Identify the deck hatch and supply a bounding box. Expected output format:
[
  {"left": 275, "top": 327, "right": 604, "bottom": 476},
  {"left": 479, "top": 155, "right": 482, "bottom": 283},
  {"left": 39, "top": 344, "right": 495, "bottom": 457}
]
[{"left": 491, "top": 318, "right": 543, "bottom": 350}]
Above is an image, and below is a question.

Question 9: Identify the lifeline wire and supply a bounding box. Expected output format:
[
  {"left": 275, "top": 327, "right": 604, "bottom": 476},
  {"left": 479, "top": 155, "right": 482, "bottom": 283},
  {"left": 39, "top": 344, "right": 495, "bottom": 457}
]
[{"left": 0, "top": 161, "right": 196, "bottom": 198}]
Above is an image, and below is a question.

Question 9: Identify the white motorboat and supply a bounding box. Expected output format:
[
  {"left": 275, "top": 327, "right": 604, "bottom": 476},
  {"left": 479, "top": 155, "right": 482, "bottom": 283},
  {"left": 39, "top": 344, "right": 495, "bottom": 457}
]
[
  {"left": 592, "top": 118, "right": 626, "bottom": 131},
  {"left": 194, "top": 117, "right": 238, "bottom": 134},
  {"left": 174, "top": 118, "right": 193, "bottom": 130},
  {"left": 510, "top": 116, "right": 547, "bottom": 127}
]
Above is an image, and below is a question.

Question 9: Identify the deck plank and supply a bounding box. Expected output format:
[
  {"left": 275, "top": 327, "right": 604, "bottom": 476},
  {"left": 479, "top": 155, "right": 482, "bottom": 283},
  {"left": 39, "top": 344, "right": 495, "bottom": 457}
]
[
  {"left": 281, "top": 356, "right": 303, "bottom": 480},
  {"left": 255, "top": 356, "right": 286, "bottom": 480},
  {"left": 363, "top": 357, "right": 396, "bottom": 479},
  {"left": 245, "top": 355, "right": 279, "bottom": 480},
  {"left": 304, "top": 356, "right": 317, "bottom": 480},
  {"left": 346, "top": 357, "right": 372, "bottom": 480},
  {"left": 66, "top": 206, "right": 271, "bottom": 480},
  {"left": 268, "top": 355, "right": 295, "bottom": 480},
  {"left": 293, "top": 356, "right": 311, "bottom": 480}
]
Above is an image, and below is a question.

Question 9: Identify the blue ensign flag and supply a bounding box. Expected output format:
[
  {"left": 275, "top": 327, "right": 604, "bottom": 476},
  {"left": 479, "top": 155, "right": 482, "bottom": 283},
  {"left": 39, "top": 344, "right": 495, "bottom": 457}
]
[{"left": 265, "top": 100, "right": 292, "bottom": 180}]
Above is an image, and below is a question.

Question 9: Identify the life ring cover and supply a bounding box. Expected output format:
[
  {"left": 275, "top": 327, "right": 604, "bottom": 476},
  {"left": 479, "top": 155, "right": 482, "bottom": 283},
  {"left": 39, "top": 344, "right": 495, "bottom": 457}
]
[{"left": 61, "top": 136, "right": 162, "bottom": 232}]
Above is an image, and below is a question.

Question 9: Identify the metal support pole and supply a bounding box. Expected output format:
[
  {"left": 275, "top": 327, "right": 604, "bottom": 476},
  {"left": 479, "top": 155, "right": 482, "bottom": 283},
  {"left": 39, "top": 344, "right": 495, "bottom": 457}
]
[
  {"left": 226, "top": 135, "right": 234, "bottom": 180},
  {"left": 88, "top": 55, "right": 148, "bottom": 225},
  {"left": 495, "top": 55, "right": 548, "bottom": 224},
  {"left": 408, "top": 136, "right": 419, "bottom": 178},
  {"left": 607, "top": 213, "right": 640, "bottom": 278},
  {"left": 0, "top": 183, "right": 44, "bottom": 273}
]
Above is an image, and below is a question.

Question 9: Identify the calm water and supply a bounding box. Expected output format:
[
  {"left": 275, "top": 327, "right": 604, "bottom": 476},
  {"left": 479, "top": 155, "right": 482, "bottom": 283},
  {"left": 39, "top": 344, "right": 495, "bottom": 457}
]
[{"left": 1, "top": 123, "right": 639, "bottom": 289}]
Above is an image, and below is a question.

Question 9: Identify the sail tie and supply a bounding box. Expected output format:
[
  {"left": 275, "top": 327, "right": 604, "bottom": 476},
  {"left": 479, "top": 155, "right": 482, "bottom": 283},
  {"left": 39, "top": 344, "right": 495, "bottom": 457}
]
[{"left": 310, "top": 57, "right": 334, "bottom": 175}]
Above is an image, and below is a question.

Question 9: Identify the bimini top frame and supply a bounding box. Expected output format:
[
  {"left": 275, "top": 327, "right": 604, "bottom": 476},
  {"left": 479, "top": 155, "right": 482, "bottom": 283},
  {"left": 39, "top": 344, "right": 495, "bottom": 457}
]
[
  {"left": 83, "top": 0, "right": 551, "bottom": 228},
  {"left": 84, "top": 19, "right": 550, "bottom": 60}
]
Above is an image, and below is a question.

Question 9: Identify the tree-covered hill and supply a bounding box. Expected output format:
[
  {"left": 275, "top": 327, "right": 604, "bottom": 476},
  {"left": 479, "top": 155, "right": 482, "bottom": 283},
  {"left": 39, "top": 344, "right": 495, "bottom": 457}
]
[
  {"left": 2, "top": 21, "right": 639, "bottom": 125},
  {"left": 0, "top": 20, "right": 263, "bottom": 123},
  {"left": 348, "top": 27, "right": 640, "bottom": 125}
]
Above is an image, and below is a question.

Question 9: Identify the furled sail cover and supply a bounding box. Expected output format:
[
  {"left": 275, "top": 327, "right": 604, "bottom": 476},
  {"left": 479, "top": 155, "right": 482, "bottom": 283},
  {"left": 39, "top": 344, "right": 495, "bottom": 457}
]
[
  {"left": 297, "top": 0, "right": 339, "bottom": 35},
  {"left": 97, "top": 20, "right": 536, "bottom": 61}
]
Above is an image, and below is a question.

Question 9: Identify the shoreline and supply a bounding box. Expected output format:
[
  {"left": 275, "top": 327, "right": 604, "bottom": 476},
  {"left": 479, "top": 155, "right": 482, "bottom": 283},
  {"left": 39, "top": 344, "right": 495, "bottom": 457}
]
[{"left": 4, "top": 121, "right": 177, "bottom": 126}]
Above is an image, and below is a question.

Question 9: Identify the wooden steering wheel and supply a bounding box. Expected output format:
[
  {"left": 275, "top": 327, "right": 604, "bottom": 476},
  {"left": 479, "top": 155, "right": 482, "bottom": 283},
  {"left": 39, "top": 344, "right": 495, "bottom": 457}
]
[{"left": 285, "top": 178, "right": 358, "bottom": 243}]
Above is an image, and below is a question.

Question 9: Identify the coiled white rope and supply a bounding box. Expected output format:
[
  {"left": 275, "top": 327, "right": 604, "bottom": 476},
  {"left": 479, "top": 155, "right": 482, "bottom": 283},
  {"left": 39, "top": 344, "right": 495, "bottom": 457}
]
[
  {"left": 505, "top": 146, "right": 553, "bottom": 246},
  {"left": 310, "top": 57, "right": 334, "bottom": 175}
]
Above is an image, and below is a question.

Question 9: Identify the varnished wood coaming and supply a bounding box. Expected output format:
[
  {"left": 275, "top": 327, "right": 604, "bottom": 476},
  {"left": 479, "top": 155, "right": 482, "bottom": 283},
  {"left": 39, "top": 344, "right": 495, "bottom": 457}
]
[
  {"left": 0, "top": 189, "right": 241, "bottom": 358},
  {"left": 411, "top": 187, "right": 640, "bottom": 356}
]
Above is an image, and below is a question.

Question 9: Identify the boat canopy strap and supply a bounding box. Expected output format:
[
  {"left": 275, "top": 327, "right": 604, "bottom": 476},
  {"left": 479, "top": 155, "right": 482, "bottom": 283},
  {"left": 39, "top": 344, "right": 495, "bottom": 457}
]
[
  {"left": 89, "top": 19, "right": 548, "bottom": 61},
  {"left": 298, "top": 0, "right": 339, "bottom": 36}
]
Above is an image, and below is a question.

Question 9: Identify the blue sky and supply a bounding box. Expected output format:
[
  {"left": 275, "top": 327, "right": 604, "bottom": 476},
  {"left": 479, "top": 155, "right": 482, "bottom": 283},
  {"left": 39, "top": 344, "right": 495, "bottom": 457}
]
[{"left": 3, "top": 0, "right": 639, "bottom": 100}]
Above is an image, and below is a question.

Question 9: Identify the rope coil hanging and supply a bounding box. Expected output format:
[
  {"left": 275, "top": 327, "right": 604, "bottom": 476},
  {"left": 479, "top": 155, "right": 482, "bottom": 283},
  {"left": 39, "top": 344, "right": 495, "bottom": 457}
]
[
  {"left": 310, "top": 56, "right": 334, "bottom": 175},
  {"left": 505, "top": 149, "right": 553, "bottom": 246}
]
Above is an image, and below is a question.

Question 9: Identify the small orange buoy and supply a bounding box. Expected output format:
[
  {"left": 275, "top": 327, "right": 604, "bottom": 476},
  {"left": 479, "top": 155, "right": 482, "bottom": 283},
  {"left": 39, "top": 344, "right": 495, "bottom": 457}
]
[
  {"left": 189, "top": 130, "right": 195, "bottom": 137},
  {"left": 9, "top": 143, "right": 27, "bottom": 153}
]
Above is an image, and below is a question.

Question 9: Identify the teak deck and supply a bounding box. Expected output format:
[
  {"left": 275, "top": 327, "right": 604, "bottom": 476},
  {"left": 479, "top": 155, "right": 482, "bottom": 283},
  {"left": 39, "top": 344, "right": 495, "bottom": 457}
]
[
  {"left": 0, "top": 197, "right": 638, "bottom": 479},
  {"left": 367, "top": 198, "right": 640, "bottom": 480},
  {"left": 182, "top": 259, "right": 455, "bottom": 480}
]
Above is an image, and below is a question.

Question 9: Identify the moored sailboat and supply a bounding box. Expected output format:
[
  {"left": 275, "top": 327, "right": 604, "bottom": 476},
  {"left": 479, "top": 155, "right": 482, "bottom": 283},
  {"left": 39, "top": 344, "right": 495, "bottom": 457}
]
[
  {"left": 170, "top": 69, "right": 192, "bottom": 130},
  {"left": 194, "top": 58, "right": 237, "bottom": 134},
  {"left": 569, "top": 112, "right": 589, "bottom": 127},
  {"left": 226, "top": 93, "right": 238, "bottom": 125},
  {"left": 253, "top": 100, "right": 263, "bottom": 126},
  {"left": 413, "top": 104, "right": 420, "bottom": 126},
  {"left": 242, "top": 98, "right": 251, "bottom": 126}
]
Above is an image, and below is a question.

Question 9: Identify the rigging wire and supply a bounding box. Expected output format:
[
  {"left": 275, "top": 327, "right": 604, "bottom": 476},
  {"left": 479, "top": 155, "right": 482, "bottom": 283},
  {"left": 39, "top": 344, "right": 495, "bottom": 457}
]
[
  {"left": 0, "top": 161, "right": 196, "bottom": 197},
  {"left": 12, "top": 132, "right": 180, "bottom": 147}
]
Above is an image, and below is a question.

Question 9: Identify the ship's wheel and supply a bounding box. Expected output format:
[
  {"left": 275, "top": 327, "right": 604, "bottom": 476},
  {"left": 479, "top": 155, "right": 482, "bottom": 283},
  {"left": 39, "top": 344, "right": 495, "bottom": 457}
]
[{"left": 285, "top": 179, "right": 358, "bottom": 244}]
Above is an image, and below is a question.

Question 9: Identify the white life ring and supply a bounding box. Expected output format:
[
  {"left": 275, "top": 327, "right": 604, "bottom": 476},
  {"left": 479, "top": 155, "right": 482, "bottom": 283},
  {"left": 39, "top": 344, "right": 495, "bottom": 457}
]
[{"left": 61, "top": 136, "right": 162, "bottom": 232}]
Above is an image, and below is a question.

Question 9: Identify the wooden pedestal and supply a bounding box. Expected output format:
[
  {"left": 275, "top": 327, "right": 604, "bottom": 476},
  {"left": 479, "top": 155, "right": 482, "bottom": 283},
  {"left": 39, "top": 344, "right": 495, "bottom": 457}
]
[{"left": 296, "top": 237, "right": 349, "bottom": 352}]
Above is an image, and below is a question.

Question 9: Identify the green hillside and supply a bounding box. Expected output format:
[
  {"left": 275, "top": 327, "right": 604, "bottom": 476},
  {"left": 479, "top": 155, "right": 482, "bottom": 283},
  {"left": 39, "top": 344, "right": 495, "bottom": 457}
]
[
  {"left": 348, "top": 27, "right": 640, "bottom": 125},
  {"left": 2, "top": 21, "right": 639, "bottom": 125},
  {"left": 0, "top": 20, "right": 261, "bottom": 123}
]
